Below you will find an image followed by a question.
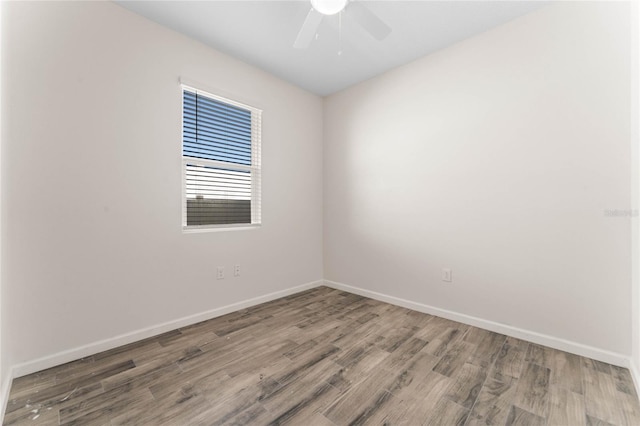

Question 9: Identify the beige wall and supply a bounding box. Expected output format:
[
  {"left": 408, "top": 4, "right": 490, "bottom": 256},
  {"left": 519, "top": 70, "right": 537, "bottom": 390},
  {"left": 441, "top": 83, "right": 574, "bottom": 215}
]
[
  {"left": 324, "top": 2, "right": 632, "bottom": 355},
  {"left": 1, "top": 0, "right": 323, "bottom": 376}
]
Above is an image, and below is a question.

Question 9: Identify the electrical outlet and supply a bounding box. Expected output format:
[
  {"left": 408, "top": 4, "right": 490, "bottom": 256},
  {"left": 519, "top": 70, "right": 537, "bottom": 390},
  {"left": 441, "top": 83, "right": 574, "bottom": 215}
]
[
  {"left": 442, "top": 268, "right": 452, "bottom": 282},
  {"left": 234, "top": 264, "right": 241, "bottom": 277},
  {"left": 217, "top": 266, "right": 225, "bottom": 280}
]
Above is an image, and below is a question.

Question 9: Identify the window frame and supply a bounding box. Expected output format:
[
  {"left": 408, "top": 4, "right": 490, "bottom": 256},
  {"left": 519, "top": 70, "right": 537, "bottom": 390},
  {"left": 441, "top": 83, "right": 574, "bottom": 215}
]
[{"left": 181, "top": 84, "right": 262, "bottom": 232}]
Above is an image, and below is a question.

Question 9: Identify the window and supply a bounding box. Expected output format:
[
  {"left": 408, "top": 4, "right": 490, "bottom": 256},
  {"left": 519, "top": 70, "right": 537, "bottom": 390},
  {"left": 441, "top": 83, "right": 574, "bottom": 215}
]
[{"left": 182, "top": 86, "right": 262, "bottom": 228}]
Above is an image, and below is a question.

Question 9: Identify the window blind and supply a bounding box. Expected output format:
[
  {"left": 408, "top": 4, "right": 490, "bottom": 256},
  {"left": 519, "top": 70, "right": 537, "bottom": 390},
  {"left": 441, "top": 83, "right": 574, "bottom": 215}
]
[{"left": 182, "top": 87, "right": 261, "bottom": 227}]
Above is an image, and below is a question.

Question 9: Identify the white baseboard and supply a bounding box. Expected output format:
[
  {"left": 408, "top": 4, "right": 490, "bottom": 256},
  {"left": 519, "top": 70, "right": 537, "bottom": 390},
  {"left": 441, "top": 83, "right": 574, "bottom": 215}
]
[
  {"left": 6, "top": 277, "right": 636, "bottom": 399},
  {"left": 630, "top": 359, "right": 640, "bottom": 397},
  {"left": 324, "top": 279, "right": 631, "bottom": 368},
  {"left": 1, "top": 368, "right": 14, "bottom": 424},
  {"left": 11, "top": 280, "right": 322, "bottom": 379}
]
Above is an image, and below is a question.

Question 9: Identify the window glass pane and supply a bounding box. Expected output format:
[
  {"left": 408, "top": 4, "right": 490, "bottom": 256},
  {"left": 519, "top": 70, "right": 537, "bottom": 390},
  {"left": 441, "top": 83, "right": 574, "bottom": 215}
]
[
  {"left": 183, "top": 90, "right": 252, "bottom": 166},
  {"left": 185, "top": 164, "right": 252, "bottom": 225}
]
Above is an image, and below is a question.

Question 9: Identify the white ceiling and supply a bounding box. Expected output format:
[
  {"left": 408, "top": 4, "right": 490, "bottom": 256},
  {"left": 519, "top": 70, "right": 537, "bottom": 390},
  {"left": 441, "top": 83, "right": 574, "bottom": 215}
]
[{"left": 115, "top": 1, "right": 549, "bottom": 96}]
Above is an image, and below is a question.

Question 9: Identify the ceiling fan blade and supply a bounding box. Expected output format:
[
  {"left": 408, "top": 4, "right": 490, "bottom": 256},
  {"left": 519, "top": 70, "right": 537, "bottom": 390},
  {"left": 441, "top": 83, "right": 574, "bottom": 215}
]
[
  {"left": 294, "top": 8, "right": 323, "bottom": 49},
  {"left": 347, "top": 1, "right": 391, "bottom": 41}
]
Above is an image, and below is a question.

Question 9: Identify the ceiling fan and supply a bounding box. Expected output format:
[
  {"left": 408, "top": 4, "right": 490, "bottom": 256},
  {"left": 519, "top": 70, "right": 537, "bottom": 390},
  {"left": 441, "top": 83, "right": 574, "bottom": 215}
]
[{"left": 294, "top": 0, "right": 392, "bottom": 49}]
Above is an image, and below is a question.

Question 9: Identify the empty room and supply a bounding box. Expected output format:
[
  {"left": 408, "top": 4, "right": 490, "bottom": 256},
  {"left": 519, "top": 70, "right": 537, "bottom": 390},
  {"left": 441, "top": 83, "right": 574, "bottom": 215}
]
[{"left": 1, "top": 0, "right": 640, "bottom": 424}]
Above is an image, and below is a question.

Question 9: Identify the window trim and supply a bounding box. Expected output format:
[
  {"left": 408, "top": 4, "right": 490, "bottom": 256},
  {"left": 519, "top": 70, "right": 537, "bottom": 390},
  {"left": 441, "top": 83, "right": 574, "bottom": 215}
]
[{"left": 180, "top": 83, "right": 262, "bottom": 231}]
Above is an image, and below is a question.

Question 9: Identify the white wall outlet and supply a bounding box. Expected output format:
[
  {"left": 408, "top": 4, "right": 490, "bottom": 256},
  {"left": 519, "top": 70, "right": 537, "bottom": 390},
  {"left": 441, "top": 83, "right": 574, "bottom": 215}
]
[
  {"left": 217, "top": 266, "right": 225, "bottom": 280},
  {"left": 234, "top": 264, "right": 241, "bottom": 277},
  {"left": 442, "top": 268, "right": 452, "bottom": 282}
]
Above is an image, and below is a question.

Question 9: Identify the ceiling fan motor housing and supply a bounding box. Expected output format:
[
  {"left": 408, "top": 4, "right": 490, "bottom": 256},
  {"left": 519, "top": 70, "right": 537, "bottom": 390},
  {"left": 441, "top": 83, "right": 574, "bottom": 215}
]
[{"left": 311, "top": 0, "right": 348, "bottom": 16}]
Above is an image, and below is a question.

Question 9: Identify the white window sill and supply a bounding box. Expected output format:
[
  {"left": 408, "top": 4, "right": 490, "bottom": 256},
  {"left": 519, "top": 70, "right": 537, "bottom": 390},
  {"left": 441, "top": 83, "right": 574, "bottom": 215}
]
[{"left": 182, "top": 224, "right": 261, "bottom": 234}]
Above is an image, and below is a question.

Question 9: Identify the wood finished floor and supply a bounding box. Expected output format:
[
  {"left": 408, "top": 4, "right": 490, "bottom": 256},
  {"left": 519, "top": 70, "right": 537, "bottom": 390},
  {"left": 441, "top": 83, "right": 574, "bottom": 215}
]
[{"left": 4, "top": 286, "right": 640, "bottom": 426}]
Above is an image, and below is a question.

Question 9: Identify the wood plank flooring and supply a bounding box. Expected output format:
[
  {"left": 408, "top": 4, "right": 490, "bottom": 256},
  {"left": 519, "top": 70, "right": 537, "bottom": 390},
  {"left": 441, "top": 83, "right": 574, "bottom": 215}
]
[{"left": 4, "top": 286, "right": 640, "bottom": 425}]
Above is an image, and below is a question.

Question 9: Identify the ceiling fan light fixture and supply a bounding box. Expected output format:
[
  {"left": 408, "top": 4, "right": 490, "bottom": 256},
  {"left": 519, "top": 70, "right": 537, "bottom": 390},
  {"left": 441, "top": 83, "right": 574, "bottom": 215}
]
[{"left": 310, "top": 0, "right": 347, "bottom": 16}]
